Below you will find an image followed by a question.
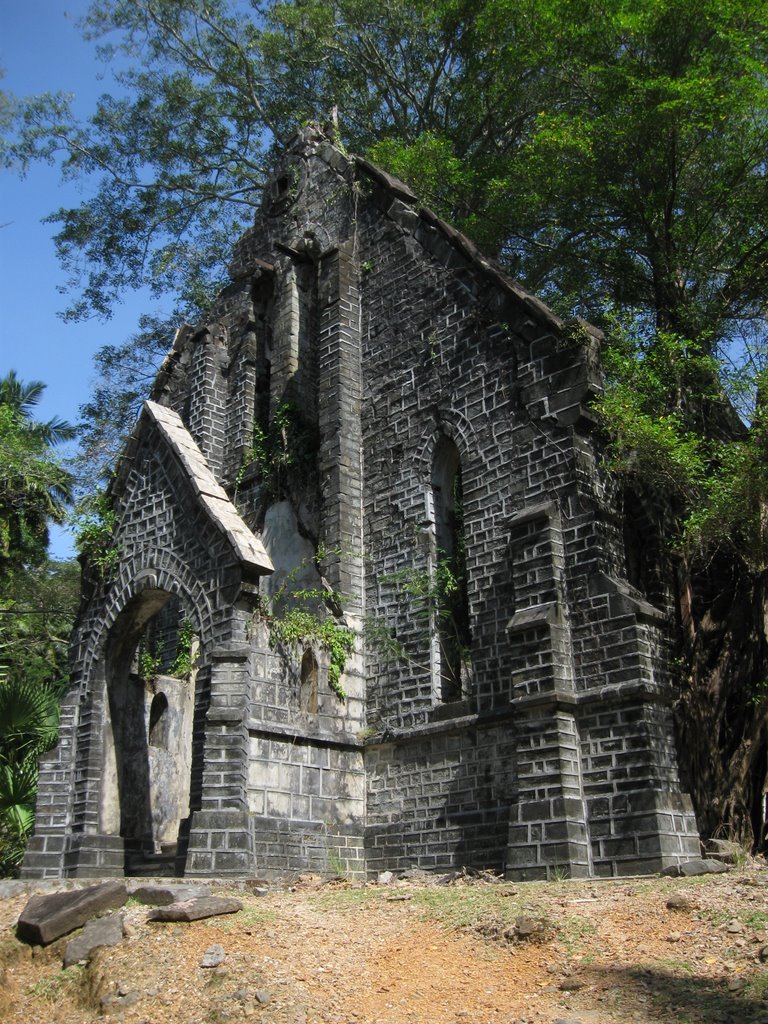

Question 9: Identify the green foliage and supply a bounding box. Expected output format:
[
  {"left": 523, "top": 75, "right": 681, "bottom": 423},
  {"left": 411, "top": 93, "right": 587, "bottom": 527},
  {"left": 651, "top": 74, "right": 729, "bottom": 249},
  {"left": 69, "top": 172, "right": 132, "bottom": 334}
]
[
  {"left": 238, "top": 401, "right": 318, "bottom": 501},
  {"left": 270, "top": 609, "right": 354, "bottom": 701},
  {"left": 73, "top": 489, "right": 120, "bottom": 579},
  {"left": 137, "top": 645, "right": 162, "bottom": 684},
  {"left": 0, "top": 372, "right": 74, "bottom": 575},
  {"left": 75, "top": 314, "right": 180, "bottom": 483},
  {"left": 170, "top": 618, "right": 197, "bottom": 678},
  {"left": 7, "top": 0, "right": 767, "bottom": 517},
  {"left": 595, "top": 327, "right": 715, "bottom": 496},
  {"left": 366, "top": 553, "right": 470, "bottom": 694},
  {"left": 264, "top": 550, "right": 354, "bottom": 701},
  {"left": 0, "top": 559, "right": 79, "bottom": 701},
  {"left": 594, "top": 323, "right": 768, "bottom": 571},
  {"left": 0, "top": 374, "right": 76, "bottom": 875},
  {"left": 684, "top": 431, "right": 768, "bottom": 570},
  {"left": 0, "top": 674, "right": 61, "bottom": 876}
]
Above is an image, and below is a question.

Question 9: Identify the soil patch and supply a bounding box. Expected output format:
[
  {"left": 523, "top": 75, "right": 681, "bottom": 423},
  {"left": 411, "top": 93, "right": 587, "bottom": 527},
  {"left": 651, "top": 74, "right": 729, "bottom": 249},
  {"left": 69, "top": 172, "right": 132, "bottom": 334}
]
[{"left": 3, "top": 868, "right": 768, "bottom": 1023}]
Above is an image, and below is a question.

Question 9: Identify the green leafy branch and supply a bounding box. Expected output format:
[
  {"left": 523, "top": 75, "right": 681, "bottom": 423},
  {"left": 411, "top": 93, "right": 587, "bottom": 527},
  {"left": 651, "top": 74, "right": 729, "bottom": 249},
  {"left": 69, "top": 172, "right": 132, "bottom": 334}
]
[
  {"left": 170, "top": 618, "right": 197, "bottom": 678},
  {"left": 237, "top": 402, "right": 318, "bottom": 501},
  {"left": 72, "top": 489, "right": 120, "bottom": 580},
  {"left": 265, "top": 549, "right": 354, "bottom": 702},
  {"left": 269, "top": 609, "right": 354, "bottom": 701}
]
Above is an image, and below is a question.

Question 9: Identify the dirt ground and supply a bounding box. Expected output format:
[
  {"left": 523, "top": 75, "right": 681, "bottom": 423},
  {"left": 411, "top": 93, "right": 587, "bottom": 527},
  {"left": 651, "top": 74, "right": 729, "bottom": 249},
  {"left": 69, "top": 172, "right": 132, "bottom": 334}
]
[{"left": 3, "top": 867, "right": 768, "bottom": 1024}]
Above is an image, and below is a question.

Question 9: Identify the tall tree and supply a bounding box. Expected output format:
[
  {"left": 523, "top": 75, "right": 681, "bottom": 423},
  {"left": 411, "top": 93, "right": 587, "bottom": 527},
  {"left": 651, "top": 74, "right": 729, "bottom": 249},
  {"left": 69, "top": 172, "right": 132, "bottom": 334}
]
[
  {"left": 5, "top": 0, "right": 768, "bottom": 845},
  {"left": 0, "top": 374, "right": 77, "bottom": 874},
  {"left": 0, "top": 371, "right": 75, "bottom": 573}
]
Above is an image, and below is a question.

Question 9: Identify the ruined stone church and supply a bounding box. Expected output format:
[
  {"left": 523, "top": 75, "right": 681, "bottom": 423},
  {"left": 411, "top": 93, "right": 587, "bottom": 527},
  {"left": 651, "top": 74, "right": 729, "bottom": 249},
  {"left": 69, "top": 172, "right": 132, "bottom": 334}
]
[{"left": 23, "top": 127, "right": 701, "bottom": 881}]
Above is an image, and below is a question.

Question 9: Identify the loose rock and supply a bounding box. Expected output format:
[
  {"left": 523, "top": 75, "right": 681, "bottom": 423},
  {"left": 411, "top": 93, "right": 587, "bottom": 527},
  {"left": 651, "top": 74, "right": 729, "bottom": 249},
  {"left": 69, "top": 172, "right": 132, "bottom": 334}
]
[
  {"left": 147, "top": 896, "right": 243, "bottom": 923},
  {"left": 63, "top": 912, "right": 125, "bottom": 967},
  {"left": 16, "top": 881, "right": 128, "bottom": 946},
  {"left": 201, "top": 943, "right": 226, "bottom": 968},
  {"left": 666, "top": 894, "right": 693, "bottom": 911},
  {"left": 661, "top": 858, "right": 729, "bottom": 878},
  {"left": 130, "top": 885, "right": 210, "bottom": 907}
]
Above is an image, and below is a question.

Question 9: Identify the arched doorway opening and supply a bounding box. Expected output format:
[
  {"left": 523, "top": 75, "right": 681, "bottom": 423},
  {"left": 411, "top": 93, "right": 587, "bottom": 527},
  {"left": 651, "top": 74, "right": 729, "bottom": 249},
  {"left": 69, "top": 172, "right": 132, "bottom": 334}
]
[{"left": 100, "top": 588, "right": 200, "bottom": 875}]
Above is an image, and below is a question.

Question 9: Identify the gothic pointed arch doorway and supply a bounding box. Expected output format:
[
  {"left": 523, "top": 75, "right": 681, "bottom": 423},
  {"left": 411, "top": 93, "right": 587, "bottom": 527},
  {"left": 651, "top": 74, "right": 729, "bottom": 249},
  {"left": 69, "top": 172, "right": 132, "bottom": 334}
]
[{"left": 100, "top": 587, "right": 201, "bottom": 876}]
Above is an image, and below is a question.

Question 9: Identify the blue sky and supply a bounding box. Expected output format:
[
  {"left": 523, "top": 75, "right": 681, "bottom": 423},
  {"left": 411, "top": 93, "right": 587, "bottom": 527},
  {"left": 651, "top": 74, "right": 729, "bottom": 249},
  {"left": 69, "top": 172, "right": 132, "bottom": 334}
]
[{"left": 1, "top": 1, "right": 171, "bottom": 557}]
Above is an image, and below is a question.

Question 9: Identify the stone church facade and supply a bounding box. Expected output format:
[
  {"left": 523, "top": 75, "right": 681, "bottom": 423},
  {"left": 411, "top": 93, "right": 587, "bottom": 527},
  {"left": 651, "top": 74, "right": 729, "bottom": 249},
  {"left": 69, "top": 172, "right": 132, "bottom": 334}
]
[{"left": 23, "top": 128, "right": 700, "bottom": 881}]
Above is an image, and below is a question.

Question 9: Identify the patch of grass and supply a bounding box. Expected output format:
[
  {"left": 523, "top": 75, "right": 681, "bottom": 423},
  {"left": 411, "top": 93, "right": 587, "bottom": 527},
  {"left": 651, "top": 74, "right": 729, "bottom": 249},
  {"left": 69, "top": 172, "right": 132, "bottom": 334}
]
[
  {"left": 310, "top": 887, "right": 385, "bottom": 912},
  {"left": 742, "top": 910, "right": 768, "bottom": 929},
  {"left": 208, "top": 902, "right": 281, "bottom": 931},
  {"left": 0, "top": 937, "right": 26, "bottom": 968},
  {"left": 557, "top": 915, "right": 597, "bottom": 952},
  {"left": 655, "top": 956, "right": 696, "bottom": 974},
  {"left": 411, "top": 885, "right": 526, "bottom": 930},
  {"left": 744, "top": 972, "right": 768, "bottom": 1000},
  {"left": 702, "top": 906, "right": 768, "bottom": 931},
  {"left": 27, "top": 965, "right": 84, "bottom": 1002},
  {"left": 704, "top": 909, "right": 732, "bottom": 927},
  {"left": 327, "top": 850, "right": 348, "bottom": 879}
]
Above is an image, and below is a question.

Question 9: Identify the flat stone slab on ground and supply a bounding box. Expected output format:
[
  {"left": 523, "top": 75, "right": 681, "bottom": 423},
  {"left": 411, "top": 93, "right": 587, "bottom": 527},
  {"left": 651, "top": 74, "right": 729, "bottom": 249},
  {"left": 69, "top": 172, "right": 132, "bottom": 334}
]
[
  {"left": 16, "top": 880, "right": 129, "bottom": 945},
  {"left": 63, "top": 912, "right": 125, "bottom": 967},
  {"left": 130, "top": 885, "right": 211, "bottom": 906},
  {"left": 661, "top": 858, "right": 729, "bottom": 878},
  {"left": 146, "top": 896, "right": 242, "bottom": 923}
]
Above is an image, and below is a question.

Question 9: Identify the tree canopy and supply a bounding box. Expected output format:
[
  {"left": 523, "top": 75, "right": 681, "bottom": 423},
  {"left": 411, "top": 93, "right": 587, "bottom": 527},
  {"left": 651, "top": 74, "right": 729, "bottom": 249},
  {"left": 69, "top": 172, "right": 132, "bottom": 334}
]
[{"left": 6, "top": 1, "right": 768, "bottom": 351}]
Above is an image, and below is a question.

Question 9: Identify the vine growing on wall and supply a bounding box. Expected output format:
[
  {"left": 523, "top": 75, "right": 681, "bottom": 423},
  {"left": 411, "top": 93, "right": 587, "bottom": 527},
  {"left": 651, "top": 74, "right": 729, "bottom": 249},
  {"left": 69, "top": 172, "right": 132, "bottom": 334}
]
[
  {"left": 270, "top": 608, "right": 354, "bottom": 701},
  {"left": 137, "top": 618, "right": 197, "bottom": 685},
  {"left": 262, "top": 552, "right": 354, "bottom": 702},
  {"left": 363, "top": 555, "right": 471, "bottom": 692},
  {"left": 169, "top": 618, "right": 197, "bottom": 678},
  {"left": 236, "top": 401, "right": 319, "bottom": 502},
  {"left": 137, "top": 643, "right": 162, "bottom": 684}
]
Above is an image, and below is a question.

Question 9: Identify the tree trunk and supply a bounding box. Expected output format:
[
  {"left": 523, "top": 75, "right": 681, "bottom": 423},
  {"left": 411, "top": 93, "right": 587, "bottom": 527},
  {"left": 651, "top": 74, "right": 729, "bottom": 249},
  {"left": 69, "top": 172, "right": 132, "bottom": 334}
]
[{"left": 676, "top": 557, "right": 768, "bottom": 850}]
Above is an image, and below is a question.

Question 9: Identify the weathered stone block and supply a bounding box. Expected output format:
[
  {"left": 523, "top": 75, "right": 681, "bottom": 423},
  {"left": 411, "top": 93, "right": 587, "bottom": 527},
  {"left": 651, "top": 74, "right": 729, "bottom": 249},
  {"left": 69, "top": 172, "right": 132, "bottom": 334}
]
[{"left": 17, "top": 881, "right": 128, "bottom": 946}]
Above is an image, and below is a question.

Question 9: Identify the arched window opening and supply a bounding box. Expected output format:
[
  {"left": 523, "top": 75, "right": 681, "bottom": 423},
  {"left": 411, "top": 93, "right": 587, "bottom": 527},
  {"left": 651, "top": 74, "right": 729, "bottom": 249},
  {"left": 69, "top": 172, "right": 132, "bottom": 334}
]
[
  {"left": 431, "top": 437, "right": 471, "bottom": 703},
  {"left": 622, "top": 486, "right": 664, "bottom": 605},
  {"left": 148, "top": 692, "right": 170, "bottom": 748},
  {"left": 300, "top": 648, "right": 319, "bottom": 714}
]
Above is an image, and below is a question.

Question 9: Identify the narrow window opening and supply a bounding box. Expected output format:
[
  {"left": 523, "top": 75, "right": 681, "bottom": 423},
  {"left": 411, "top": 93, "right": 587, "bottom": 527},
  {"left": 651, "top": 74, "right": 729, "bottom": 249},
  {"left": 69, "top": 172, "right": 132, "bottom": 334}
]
[
  {"left": 148, "top": 692, "right": 170, "bottom": 748},
  {"left": 300, "top": 648, "right": 319, "bottom": 714},
  {"left": 432, "top": 438, "right": 471, "bottom": 702}
]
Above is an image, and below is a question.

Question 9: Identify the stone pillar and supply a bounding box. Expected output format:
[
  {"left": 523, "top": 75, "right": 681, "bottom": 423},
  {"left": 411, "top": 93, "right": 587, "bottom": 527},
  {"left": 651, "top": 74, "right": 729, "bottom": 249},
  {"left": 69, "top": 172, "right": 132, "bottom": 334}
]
[
  {"left": 270, "top": 262, "right": 301, "bottom": 409},
  {"left": 578, "top": 575, "right": 701, "bottom": 875},
  {"left": 316, "top": 240, "right": 364, "bottom": 619},
  {"left": 505, "top": 501, "right": 591, "bottom": 879},
  {"left": 21, "top": 694, "right": 80, "bottom": 878},
  {"left": 185, "top": 642, "right": 256, "bottom": 875},
  {"left": 62, "top": 672, "right": 125, "bottom": 877},
  {"left": 506, "top": 699, "right": 592, "bottom": 880}
]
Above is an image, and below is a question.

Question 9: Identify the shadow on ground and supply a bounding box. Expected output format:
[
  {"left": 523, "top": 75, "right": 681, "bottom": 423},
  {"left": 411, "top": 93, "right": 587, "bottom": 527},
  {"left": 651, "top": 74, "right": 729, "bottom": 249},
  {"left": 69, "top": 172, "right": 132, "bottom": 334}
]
[{"left": 583, "top": 962, "right": 768, "bottom": 1023}]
